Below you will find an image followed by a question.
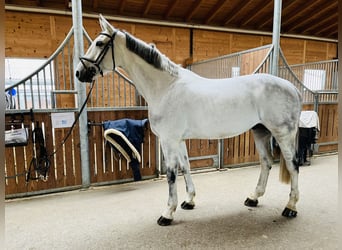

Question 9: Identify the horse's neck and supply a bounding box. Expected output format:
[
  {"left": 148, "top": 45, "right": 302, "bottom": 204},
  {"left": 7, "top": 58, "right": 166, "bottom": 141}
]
[{"left": 114, "top": 36, "right": 176, "bottom": 105}]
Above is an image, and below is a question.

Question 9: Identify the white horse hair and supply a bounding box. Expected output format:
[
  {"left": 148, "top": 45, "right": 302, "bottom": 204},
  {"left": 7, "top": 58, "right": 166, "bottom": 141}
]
[{"left": 76, "top": 14, "right": 302, "bottom": 226}]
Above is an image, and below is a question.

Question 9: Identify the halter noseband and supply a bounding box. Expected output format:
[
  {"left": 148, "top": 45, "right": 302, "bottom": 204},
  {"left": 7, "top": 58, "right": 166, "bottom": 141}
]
[{"left": 80, "top": 31, "right": 118, "bottom": 76}]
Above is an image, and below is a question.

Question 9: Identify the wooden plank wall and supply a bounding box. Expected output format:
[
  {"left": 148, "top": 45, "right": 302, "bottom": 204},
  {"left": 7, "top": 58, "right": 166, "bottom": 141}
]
[
  {"left": 187, "top": 139, "right": 218, "bottom": 168},
  {"left": 224, "top": 130, "right": 259, "bottom": 166},
  {"left": 5, "top": 112, "right": 82, "bottom": 196},
  {"left": 5, "top": 11, "right": 337, "bottom": 66},
  {"left": 5, "top": 110, "right": 158, "bottom": 196}
]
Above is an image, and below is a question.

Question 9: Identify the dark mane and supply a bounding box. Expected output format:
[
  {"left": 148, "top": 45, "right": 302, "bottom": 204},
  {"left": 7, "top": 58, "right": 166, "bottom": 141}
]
[{"left": 125, "top": 33, "right": 163, "bottom": 69}]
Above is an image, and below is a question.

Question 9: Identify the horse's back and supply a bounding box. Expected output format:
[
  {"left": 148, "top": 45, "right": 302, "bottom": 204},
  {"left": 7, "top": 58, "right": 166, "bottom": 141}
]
[
  {"left": 181, "top": 72, "right": 300, "bottom": 99},
  {"left": 181, "top": 73, "right": 301, "bottom": 116},
  {"left": 151, "top": 73, "right": 301, "bottom": 140}
]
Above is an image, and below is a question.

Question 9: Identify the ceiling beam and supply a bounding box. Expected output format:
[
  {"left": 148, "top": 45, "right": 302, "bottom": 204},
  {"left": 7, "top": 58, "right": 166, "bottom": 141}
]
[
  {"left": 318, "top": 20, "right": 338, "bottom": 36},
  {"left": 185, "top": 0, "right": 203, "bottom": 22},
  {"left": 283, "top": 1, "right": 333, "bottom": 32},
  {"left": 4, "top": 0, "right": 338, "bottom": 40},
  {"left": 164, "top": 0, "right": 180, "bottom": 19},
  {"left": 300, "top": 9, "right": 337, "bottom": 32},
  {"left": 5, "top": 4, "right": 337, "bottom": 42},
  {"left": 321, "top": 25, "right": 338, "bottom": 39},
  {"left": 118, "top": 0, "right": 126, "bottom": 14},
  {"left": 223, "top": 0, "right": 251, "bottom": 25},
  {"left": 239, "top": 1, "right": 273, "bottom": 27},
  {"left": 303, "top": 10, "right": 337, "bottom": 34},
  {"left": 64, "top": 0, "right": 70, "bottom": 9},
  {"left": 204, "top": 0, "right": 227, "bottom": 24},
  {"left": 281, "top": 0, "right": 300, "bottom": 14},
  {"left": 142, "top": 0, "right": 153, "bottom": 17},
  {"left": 257, "top": 0, "right": 303, "bottom": 30},
  {"left": 282, "top": 1, "right": 329, "bottom": 30},
  {"left": 92, "top": 0, "right": 99, "bottom": 11},
  {"left": 256, "top": 11, "right": 275, "bottom": 29}
]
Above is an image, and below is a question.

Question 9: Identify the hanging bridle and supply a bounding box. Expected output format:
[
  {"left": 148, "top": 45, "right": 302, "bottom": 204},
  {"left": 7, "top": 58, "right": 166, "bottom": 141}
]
[{"left": 79, "top": 31, "right": 118, "bottom": 77}]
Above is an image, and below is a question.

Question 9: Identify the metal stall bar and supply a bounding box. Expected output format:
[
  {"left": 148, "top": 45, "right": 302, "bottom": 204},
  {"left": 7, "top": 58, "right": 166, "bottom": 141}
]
[
  {"left": 271, "top": 0, "right": 282, "bottom": 76},
  {"left": 72, "top": 0, "right": 90, "bottom": 188}
]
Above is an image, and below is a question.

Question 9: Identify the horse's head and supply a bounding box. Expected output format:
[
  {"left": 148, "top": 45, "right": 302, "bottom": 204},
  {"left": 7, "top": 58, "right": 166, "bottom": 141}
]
[{"left": 76, "top": 14, "right": 118, "bottom": 82}]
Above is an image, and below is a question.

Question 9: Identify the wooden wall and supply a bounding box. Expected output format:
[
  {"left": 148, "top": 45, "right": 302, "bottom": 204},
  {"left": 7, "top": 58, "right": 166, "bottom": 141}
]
[
  {"left": 5, "top": 112, "right": 82, "bottom": 196},
  {"left": 5, "top": 110, "right": 158, "bottom": 197},
  {"left": 5, "top": 11, "right": 337, "bottom": 66}
]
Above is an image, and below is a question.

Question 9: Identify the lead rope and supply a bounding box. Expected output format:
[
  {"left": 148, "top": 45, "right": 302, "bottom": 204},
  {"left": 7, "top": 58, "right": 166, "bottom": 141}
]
[{"left": 48, "top": 79, "right": 96, "bottom": 158}]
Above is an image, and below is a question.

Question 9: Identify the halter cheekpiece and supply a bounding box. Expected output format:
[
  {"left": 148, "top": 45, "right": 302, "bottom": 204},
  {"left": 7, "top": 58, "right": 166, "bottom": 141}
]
[{"left": 79, "top": 31, "right": 118, "bottom": 76}]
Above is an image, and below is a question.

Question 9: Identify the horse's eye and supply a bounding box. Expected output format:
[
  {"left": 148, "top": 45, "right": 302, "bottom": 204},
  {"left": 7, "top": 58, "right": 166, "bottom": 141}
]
[{"left": 96, "top": 41, "right": 104, "bottom": 47}]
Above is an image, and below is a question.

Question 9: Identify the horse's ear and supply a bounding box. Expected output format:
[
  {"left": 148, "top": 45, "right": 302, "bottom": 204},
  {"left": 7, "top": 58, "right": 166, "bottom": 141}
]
[{"left": 99, "top": 14, "right": 114, "bottom": 33}]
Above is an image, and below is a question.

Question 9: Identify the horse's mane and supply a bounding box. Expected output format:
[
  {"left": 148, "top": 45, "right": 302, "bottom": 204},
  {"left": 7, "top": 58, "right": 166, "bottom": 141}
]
[{"left": 125, "top": 33, "right": 178, "bottom": 76}]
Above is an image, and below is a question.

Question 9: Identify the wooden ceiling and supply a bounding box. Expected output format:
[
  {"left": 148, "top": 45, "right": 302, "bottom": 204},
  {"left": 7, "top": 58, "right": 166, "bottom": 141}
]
[{"left": 5, "top": 0, "right": 338, "bottom": 40}]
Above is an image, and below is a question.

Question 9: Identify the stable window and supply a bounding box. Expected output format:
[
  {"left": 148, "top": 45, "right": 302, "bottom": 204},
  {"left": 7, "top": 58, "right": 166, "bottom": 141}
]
[
  {"left": 5, "top": 58, "right": 54, "bottom": 109},
  {"left": 231, "top": 67, "right": 240, "bottom": 77},
  {"left": 303, "top": 69, "right": 326, "bottom": 91}
]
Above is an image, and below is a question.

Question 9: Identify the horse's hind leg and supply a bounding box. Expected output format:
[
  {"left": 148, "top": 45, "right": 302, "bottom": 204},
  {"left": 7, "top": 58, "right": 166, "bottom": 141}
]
[
  {"left": 277, "top": 133, "right": 299, "bottom": 218},
  {"left": 245, "top": 125, "right": 273, "bottom": 207}
]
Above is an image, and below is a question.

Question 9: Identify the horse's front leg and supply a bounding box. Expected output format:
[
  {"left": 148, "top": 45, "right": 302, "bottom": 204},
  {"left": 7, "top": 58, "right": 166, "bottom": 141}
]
[
  {"left": 157, "top": 140, "right": 196, "bottom": 226},
  {"left": 157, "top": 141, "right": 180, "bottom": 226},
  {"left": 158, "top": 165, "right": 178, "bottom": 226},
  {"left": 179, "top": 142, "right": 195, "bottom": 210}
]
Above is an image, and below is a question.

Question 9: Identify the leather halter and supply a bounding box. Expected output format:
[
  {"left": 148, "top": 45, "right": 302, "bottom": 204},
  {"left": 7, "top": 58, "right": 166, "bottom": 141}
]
[{"left": 79, "top": 31, "right": 118, "bottom": 76}]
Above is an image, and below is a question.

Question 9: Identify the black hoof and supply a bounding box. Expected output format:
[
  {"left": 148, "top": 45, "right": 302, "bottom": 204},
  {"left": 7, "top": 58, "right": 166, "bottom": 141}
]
[
  {"left": 181, "top": 201, "right": 195, "bottom": 210},
  {"left": 244, "top": 198, "right": 258, "bottom": 207},
  {"left": 157, "top": 216, "right": 173, "bottom": 226},
  {"left": 282, "top": 207, "right": 297, "bottom": 218}
]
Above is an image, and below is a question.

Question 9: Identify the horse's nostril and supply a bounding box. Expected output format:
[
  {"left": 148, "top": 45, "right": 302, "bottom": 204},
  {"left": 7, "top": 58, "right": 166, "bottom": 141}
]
[{"left": 75, "top": 71, "right": 79, "bottom": 78}]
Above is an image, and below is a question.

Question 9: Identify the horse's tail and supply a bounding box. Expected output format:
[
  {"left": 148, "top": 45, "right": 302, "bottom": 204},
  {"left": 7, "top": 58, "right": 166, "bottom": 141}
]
[
  {"left": 279, "top": 153, "right": 290, "bottom": 184},
  {"left": 279, "top": 126, "right": 300, "bottom": 184}
]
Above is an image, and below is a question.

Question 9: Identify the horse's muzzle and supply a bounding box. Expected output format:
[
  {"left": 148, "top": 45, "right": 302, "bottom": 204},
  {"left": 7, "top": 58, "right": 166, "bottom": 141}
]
[{"left": 75, "top": 66, "right": 97, "bottom": 83}]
